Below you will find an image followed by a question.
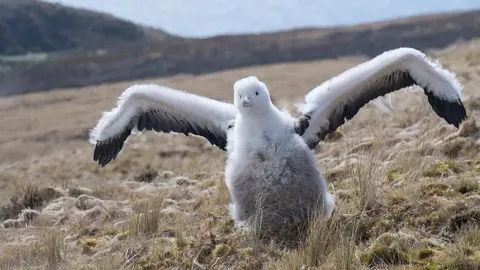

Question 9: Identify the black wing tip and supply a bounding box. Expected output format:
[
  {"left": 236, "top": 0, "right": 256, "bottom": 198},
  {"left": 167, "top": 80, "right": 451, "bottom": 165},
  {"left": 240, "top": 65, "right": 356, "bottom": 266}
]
[
  {"left": 450, "top": 102, "right": 467, "bottom": 128},
  {"left": 93, "top": 142, "right": 112, "bottom": 167},
  {"left": 93, "top": 144, "right": 117, "bottom": 167},
  {"left": 92, "top": 132, "right": 129, "bottom": 167},
  {"left": 426, "top": 92, "right": 468, "bottom": 129}
]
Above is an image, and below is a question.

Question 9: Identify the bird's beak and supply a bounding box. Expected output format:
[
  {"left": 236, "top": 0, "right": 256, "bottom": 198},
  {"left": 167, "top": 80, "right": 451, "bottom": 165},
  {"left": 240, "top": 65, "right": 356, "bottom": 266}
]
[{"left": 242, "top": 96, "right": 252, "bottom": 107}]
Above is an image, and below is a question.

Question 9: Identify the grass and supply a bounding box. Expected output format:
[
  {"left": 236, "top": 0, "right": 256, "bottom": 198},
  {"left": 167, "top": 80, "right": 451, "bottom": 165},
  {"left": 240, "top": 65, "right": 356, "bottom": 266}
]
[{"left": 0, "top": 39, "right": 479, "bottom": 269}]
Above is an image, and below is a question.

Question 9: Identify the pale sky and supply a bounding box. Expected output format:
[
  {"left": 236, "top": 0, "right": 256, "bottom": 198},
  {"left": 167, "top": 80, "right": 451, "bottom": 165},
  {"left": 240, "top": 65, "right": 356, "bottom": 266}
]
[{"left": 43, "top": 0, "right": 480, "bottom": 37}]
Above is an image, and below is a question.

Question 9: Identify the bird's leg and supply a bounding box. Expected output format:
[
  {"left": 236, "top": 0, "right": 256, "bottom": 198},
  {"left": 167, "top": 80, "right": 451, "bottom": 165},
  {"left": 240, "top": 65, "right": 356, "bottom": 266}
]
[{"left": 228, "top": 203, "right": 250, "bottom": 228}]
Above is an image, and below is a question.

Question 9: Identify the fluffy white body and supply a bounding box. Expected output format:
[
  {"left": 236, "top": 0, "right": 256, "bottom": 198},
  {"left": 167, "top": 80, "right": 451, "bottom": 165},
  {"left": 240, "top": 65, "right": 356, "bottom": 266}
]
[{"left": 224, "top": 77, "right": 334, "bottom": 242}]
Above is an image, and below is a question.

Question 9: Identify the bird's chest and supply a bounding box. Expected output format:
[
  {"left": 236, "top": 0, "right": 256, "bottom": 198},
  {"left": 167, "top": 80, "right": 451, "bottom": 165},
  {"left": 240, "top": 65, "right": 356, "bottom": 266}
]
[{"left": 227, "top": 135, "right": 294, "bottom": 186}]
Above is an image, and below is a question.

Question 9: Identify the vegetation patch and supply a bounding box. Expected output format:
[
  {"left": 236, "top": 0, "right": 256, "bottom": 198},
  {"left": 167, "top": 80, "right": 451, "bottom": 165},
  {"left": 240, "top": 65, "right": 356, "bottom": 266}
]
[
  {"left": 423, "top": 161, "right": 464, "bottom": 178},
  {"left": 449, "top": 208, "right": 480, "bottom": 232},
  {"left": 0, "top": 184, "right": 64, "bottom": 222},
  {"left": 134, "top": 169, "right": 158, "bottom": 183},
  {"left": 360, "top": 232, "right": 418, "bottom": 266}
]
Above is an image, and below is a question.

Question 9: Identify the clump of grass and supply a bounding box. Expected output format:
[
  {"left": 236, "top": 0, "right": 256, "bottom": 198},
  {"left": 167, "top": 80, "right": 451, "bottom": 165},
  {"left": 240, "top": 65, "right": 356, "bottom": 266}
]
[
  {"left": 80, "top": 238, "right": 105, "bottom": 255},
  {"left": 324, "top": 167, "right": 350, "bottom": 183},
  {"left": 44, "top": 230, "right": 65, "bottom": 269},
  {"left": 0, "top": 229, "right": 65, "bottom": 270},
  {"left": 134, "top": 168, "right": 158, "bottom": 183},
  {"left": 383, "top": 169, "right": 402, "bottom": 183},
  {"left": 449, "top": 209, "right": 480, "bottom": 232},
  {"left": 346, "top": 214, "right": 375, "bottom": 243},
  {"left": 417, "top": 248, "right": 435, "bottom": 260},
  {"left": 441, "top": 137, "right": 469, "bottom": 158},
  {"left": 442, "top": 241, "right": 480, "bottom": 270},
  {"left": 128, "top": 194, "right": 168, "bottom": 236},
  {"left": 458, "top": 223, "right": 480, "bottom": 248},
  {"left": 423, "top": 161, "right": 463, "bottom": 177},
  {"left": 387, "top": 193, "right": 408, "bottom": 206},
  {"left": 418, "top": 182, "right": 454, "bottom": 197},
  {"left": 360, "top": 231, "right": 418, "bottom": 266},
  {"left": 0, "top": 196, "right": 24, "bottom": 222},
  {"left": 458, "top": 117, "right": 479, "bottom": 138},
  {"left": 0, "top": 183, "right": 63, "bottom": 222},
  {"left": 213, "top": 175, "right": 231, "bottom": 205},
  {"left": 269, "top": 202, "right": 361, "bottom": 269},
  {"left": 351, "top": 152, "right": 382, "bottom": 212},
  {"left": 454, "top": 177, "right": 479, "bottom": 194},
  {"left": 361, "top": 245, "right": 409, "bottom": 266},
  {"left": 425, "top": 210, "right": 449, "bottom": 228}
]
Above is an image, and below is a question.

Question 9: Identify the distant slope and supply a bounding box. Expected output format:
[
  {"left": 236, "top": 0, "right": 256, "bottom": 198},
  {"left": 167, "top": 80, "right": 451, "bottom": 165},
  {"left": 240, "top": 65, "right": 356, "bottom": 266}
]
[
  {"left": 1, "top": 8, "right": 480, "bottom": 96},
  {"left": 0, "top": 0, "right": 175, "bottom": 55}
]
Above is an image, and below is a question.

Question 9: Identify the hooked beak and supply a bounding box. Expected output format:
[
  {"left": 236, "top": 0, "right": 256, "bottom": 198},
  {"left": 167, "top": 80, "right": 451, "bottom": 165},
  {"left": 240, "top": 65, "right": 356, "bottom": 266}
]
[{"left": 242, "top": 96, "right": 252, "bottom": 107}]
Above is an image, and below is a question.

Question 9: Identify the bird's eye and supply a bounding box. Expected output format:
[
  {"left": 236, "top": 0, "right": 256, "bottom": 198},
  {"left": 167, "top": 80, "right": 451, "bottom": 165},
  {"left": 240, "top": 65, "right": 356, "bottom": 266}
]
[{"left": 255, "top": 92, "right": 259, "bottom": 96}]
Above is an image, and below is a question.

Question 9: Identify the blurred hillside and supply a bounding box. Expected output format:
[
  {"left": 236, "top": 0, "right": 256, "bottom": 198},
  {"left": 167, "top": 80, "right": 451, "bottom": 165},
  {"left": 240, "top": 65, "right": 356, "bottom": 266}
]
[
  {"left": 0, "top": 3, "right": 480, "bottom": 96},
  {"left": 0, "top": 0, "right": 174, "bottom": 56}
]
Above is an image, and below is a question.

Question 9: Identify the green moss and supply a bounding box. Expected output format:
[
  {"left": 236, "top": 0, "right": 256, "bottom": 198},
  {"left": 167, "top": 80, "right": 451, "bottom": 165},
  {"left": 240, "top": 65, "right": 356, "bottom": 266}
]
[
  {"left": 115, "top": 231, "right": 129, "bottom": 241},
  {"left": 101, "top": 228, "right": 119, "bottom": 237},
  {"left": 361, "top": 245, "right": 410, "bottom": 266},
  {"left": 474, "top": 164, "right": 480, "bottom": 172},
  {"left": 426, "top": 212, "right": 442, "bottom": 227},
  {"left": 182, "top": 258, "right": 192, "bottom": 267},
  {"left": 360, "top": 232, "right": 418, "bottom": 266},
  {"left": 238, "top": 247, "right": 253, "bottom": 259},
  {"left": 437, "top": 162, "right": 455, "bottom": 173},
  {"left": 421, "top": 265, "right": 440, "bottom": 270},
  {"left": 388, "top": 193, "right": 408, "bottom": 206},
  {"left": 423, "top": 161, "right": 463, "bottom": 178},
  {"left": 418, "top": 183, "right": 453, "bottom": 197},
  {"left": 212, "top": 244, "right": 227, "bottom": 258},
  {"left": 384, "top": 169, "right": 402, "bottom": 183},
  {"left": 416, "top": 209, "right": 449, "bottom": 231}
]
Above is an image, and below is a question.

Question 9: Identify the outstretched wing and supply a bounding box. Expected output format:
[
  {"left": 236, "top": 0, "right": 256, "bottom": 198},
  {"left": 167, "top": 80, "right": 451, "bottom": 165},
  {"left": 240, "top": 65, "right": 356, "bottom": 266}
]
[
  {"left": 296, "top": 47, "right": 467, "bottom": 149},
  {"left": 89, "top": 84, "right": 237, "bottom": 167}
]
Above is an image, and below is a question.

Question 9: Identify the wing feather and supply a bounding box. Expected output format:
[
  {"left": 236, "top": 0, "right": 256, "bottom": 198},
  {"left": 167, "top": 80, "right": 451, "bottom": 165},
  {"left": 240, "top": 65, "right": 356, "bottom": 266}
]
[
  {"left": 89, "top": 84, "right": 236, "bottom": 166},
  {"left": 296, "top": 47, "right": 467, "bottom": 149}
]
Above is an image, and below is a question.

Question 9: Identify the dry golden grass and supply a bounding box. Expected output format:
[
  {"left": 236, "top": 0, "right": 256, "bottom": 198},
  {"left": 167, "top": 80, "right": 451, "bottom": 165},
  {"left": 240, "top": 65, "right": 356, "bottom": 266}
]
[{"left": 1, "top": 39, "right": 480, "bottom": 269}]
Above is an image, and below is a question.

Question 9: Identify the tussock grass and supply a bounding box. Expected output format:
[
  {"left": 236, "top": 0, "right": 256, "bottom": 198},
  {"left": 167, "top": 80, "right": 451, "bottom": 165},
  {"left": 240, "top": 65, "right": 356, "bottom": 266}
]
[
  {"left": 128, "top": 193, "right": 169, "bottom": 237},
  {"left": 0, "top": 229, "right": 66, "bottom": 270}
]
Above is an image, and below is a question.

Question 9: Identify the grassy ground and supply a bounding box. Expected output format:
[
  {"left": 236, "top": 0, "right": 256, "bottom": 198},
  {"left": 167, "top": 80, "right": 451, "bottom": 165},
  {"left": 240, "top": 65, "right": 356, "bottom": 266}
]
[{"left": 0, "top": 39, "right": 479, "bottom": 269}]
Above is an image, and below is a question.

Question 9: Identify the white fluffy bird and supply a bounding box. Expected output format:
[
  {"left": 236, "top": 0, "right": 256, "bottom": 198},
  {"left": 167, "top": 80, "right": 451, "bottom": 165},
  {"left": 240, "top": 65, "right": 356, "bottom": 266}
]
[{"left": 89, "top": 47, "right": 467, "bottom": 244}]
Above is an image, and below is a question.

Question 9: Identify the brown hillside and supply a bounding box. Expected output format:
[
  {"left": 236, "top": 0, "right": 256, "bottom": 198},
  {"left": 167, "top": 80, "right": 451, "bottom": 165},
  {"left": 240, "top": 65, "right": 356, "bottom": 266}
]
[{"left": 1, "top": 8, "right": 480, "bottom": 96}]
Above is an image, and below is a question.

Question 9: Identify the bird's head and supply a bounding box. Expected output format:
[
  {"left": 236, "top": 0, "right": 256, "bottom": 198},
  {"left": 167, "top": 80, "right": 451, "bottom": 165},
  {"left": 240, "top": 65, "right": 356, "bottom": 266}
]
[{"left": 233, "top": 76, "right": 272, "bottom": 115}]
